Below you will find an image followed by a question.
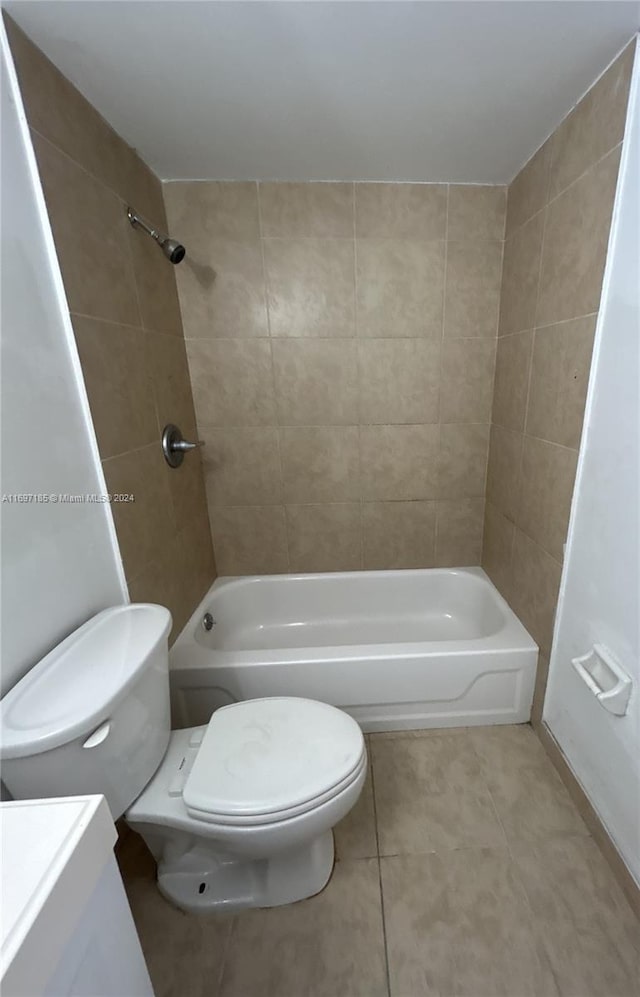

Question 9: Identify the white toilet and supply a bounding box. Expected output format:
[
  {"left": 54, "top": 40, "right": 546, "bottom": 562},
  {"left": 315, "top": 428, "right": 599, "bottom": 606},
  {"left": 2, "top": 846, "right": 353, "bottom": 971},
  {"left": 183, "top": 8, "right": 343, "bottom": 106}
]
[{"left": 0, "top": 604, "right": 366, "bottom": 913}]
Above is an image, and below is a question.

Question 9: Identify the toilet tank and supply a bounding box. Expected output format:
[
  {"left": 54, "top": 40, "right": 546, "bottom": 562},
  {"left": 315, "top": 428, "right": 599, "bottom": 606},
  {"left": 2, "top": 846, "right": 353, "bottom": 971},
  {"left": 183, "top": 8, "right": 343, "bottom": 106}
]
[{"left": 0, "top": 605, "right": 172, "bottom": 819}]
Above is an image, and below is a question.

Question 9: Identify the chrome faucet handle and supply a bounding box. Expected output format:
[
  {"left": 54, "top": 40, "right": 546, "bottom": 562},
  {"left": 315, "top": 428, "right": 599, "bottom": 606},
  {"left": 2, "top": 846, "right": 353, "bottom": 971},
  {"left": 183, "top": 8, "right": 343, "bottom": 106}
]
[
  {"left": 162, "top": 423, "right": 205, "bottom": 468},
  {"left": 171, "top": 438, "right": 205, "bottom": 452}
]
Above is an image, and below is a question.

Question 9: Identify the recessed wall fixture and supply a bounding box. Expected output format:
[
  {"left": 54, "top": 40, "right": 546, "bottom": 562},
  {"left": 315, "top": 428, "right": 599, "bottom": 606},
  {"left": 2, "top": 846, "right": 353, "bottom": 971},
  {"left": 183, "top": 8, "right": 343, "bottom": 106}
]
[{"left": 126, "top": 206, "right": 186, "bottom": 264}]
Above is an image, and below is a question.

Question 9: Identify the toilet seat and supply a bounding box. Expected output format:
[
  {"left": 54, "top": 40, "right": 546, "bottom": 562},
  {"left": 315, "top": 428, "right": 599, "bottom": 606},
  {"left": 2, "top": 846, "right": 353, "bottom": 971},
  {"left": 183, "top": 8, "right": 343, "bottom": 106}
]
[
  {"left": 186, "top": 751, "right": 367, "bottom": 827},
  {"left": 182, "top": 697, "right": 365, "bottom": 827}
]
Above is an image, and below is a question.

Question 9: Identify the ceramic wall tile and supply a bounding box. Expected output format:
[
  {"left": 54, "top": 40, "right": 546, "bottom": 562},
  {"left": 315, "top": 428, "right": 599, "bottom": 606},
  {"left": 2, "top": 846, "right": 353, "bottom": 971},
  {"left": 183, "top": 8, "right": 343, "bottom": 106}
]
[
  {"left": 286, "top": 503, "right": 362, "bottom": 573},
  {"left": 491, "top": 331, "right": 533, "bottom": 432},
  {"left": 280, "top": 426, "right": 360, "bottom": 503},
  {"left": 355, "top": 182, "right": 447, "bottom": 239},
  {"left": 548, "top": 43, "right": 634, "bottom": 199},
  {"left": 209, "top": 506, "right": 289, "bottom": 575},
  {"left": 485, "top": 424, "right": 522, "bottom": 521},
  {"left": 9, "top": 25, "right": 216, "bottom": 625},
  {"left": 526, "top": 316, "right": 596, "bottom": 448},
  {"left": 438, "top": 423, "right": 490, "bottom": 499},
  {"left": 202, "top": 427, "right": 282, "bottom": 507},
  {"left": 536, "top": 148, "right": 621, "bottom": 327},
  {"left": 517, "top": 437, "right": 578, "bottom": 560},
  {"left": 440, "top": 339, "right": 496, "bottom": 423},
  {"left": 356, "top": 238, "right": 445, "bottom": 338},
  {"left": 447, "top": 184, "right": 507, "bottom": 241},
  {"left": 357, "top": 338, "right": 440, "bottom": 424},
  {"left": 498, "top": 212, "right": 544, "bottom": 337},
  {"left": 72, "top": 316, "right": 156, "bottom": 459},
  {"left": 165, "top": 178, "right": 506, "bottom": 573},
  {"left": 444, "top": 240, "right": 503, "bottom": 338},
  {"left": 265, "top": 237, "right": 355, "bottom": 338},
  {"left": 186, "top": 339, "right": 277, "bottom": 427},
  {"left": 273, "top": 339, "right": 358, "bottom": 426},
  {"left": 362, "top": 501, "right": 437, "bottom": 570},
  {"left": 509, "top": 530, "right": 562, "bottom": 654},
  {"left": 360, "top": 425, "right": 439, "bottom": 501},
  {"left": 33, "top": 133, "right": 140, "bottom": 326},
  {"left": 435, "top": 498, "right": 485, "bottom": 566},
  {"left": 506, "top": 140, "right": 552, "bottom": 237},
  {"left": 482, "top": 502, "right": 514, "bottom": 599},
  {"left": 260, "top": 182, "right": 354, "bottom": 237}
]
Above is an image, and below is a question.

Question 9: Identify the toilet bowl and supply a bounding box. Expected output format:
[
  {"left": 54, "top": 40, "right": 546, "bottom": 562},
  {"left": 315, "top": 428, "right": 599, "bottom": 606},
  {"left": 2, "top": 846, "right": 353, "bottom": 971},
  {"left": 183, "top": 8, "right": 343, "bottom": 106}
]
[
  {"left": 127, "top": 698, "right": 366, "bottom": 911},
  {"left": 0, "top": 605, "right": 366, "bottom": 913}
]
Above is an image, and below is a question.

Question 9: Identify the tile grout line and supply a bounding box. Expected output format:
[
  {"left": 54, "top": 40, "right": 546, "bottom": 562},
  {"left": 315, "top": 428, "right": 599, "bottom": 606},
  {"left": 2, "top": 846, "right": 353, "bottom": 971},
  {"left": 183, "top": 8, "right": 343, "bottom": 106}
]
[
  {"left": 498, "top": 827, "right": 566, "bottom": 997},
  {"left": 506, "top": 176, "right": 556, "bottom": 583},
  {"left": 497, "top": 829, "right": 565, "bottom": 997},
  {"left": 465, "top": 731, "right": 588, "bottom": 995},
  {"left": 505, "top": 189, "right": 550, "bottom": 586},
  {"left": 485, "top": 499, "right": 564, "bottom": 590},
  {"left": 28, "top": 124, "right": 159, "bottom": 216},
  {"left": 189, "top": 420, "right": 493, "bottom": 430},
  {"left": 70, "top": 309, "right": 189, "bottom": 338},
  {"left": 367, "top": 742, "right": 392, "bottom": 997},
  {"left": 491, "top": 420, "right": 583, "bottom": 455},
  {"left": 183, "top": 332, "right": 512, "bottom": 342},
  {"left": 123, "top": 189, "right": 160, "bottom": 441},
  {"left": 433, "top": 184, "right": 450, "bottom": 566},
  {"left": 256, "top": 180, "right": 290, "bottom": 572},
  {"left": 496, "top": 309, "right": 599, "bottom": 340},
  {"left": 480, "top": 214, "right": 505, "bottom": 562},
  {"left": 502, "top": 137, "right": 625, "bottom": 245},
  {"left": 214, "top": 915, "right": 237, "bottom": 997},
  {"left": 352, "top": 182, "right": 365, "bottom": 570},
  {"left": 468, "top": 736, "right": 514, "bottom": 861},
  {"left": 101, "top": 439, "right": 160, "bottom": 464}
]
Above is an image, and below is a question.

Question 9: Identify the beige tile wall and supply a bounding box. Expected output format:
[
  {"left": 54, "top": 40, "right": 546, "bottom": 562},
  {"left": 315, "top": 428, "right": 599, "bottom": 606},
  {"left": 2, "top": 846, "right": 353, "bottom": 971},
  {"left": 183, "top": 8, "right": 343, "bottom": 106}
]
[
  {"left": 6, "top": 19, "right": 217, "bottom": 640},
  {"left": 164, "top": 181, "right": 506, "bottom": 573},
  {"left": 482, "top": 44, "right": 634, "bottom": 712}
]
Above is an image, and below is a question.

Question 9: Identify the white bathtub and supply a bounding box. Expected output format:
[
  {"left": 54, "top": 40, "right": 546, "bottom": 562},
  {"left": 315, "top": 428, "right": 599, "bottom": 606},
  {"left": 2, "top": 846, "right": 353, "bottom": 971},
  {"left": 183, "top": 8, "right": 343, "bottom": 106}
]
[{"left": 169, "top": 568, "right": 538, "bottom": 732}]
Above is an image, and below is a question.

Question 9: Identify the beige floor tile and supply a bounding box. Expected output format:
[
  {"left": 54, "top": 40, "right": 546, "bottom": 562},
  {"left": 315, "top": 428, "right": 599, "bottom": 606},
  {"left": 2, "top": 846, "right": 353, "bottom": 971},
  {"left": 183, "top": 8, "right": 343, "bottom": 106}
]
[
  {"left": 219, "top": 858, "right": 388, "bottom": 997},
  {"left": 470, "top": 726, "right": 589, "bottom": 844},
  {"left": 334, "top": 763, "right": 378, "bottom": 860},
  {"left": 381, "top": 850, "right": 559, "bottom": 996},
  {"left": 513, "top": 836, "right": 640, "bottom": 997},
  {"left": 469, "top": 721, "right": 549, "bottom": 765},
  {"left": 371, "top": 733, "right": 505, "bottom": 855},
  {"left": 119, "top": 727, "right": 637, "bottom": 997},
  {"left": 119, "top": 833, "right": 233, "bottom": 997}
]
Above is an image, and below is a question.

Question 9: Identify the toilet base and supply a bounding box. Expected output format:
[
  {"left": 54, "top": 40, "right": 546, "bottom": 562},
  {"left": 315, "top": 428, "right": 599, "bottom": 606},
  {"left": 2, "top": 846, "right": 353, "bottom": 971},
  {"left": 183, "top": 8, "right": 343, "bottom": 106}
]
[
  {"left": 152, "top": 830, "right": 335, "bottom": 913},
  {"left": 126, "top": 724, "right": 365, "bottom": 913}
]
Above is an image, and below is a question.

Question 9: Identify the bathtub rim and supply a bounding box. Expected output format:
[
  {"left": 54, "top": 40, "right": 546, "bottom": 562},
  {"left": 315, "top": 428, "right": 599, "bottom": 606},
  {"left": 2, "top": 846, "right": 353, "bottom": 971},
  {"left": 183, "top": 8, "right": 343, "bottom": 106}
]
[{"left": 170, "top": 567, "right": 537, "bottom": 673}]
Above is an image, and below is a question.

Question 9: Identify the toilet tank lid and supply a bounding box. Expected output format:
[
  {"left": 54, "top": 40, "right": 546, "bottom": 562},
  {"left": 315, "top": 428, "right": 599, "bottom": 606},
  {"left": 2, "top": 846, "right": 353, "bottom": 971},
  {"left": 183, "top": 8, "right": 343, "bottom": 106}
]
[{"left": 0, "top": 604, "right": 171, "bottom": 760}]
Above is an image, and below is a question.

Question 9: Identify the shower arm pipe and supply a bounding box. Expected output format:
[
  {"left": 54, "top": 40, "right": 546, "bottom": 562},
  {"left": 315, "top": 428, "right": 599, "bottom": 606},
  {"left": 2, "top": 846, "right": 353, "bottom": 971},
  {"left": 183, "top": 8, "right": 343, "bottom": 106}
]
[
  {"left": 127, "top": 206, "right": 186, "bottom": 264},
  {"left": 127, "top": 207, "right": 161, "bottom": 243}
]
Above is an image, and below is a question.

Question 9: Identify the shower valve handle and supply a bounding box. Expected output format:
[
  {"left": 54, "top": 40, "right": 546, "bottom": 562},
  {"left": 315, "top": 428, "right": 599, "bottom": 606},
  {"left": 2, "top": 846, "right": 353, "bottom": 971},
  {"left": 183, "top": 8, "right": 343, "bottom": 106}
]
[
  {"left": 172, "top": 438, "right": 204, "bottom": 452},
  {"left": 162, "top": 423, "right": 205, "bottom": 468}
]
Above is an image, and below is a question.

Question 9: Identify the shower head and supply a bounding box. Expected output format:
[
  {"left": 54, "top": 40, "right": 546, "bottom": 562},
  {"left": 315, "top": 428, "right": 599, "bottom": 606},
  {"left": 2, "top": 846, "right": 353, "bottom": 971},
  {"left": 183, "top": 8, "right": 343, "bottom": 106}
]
[
  {"left": 127, "top": 207, "right": 186, "bottom": 264},
  {"left": 160, "top": 237, "right": 186, "bottom": 265}
]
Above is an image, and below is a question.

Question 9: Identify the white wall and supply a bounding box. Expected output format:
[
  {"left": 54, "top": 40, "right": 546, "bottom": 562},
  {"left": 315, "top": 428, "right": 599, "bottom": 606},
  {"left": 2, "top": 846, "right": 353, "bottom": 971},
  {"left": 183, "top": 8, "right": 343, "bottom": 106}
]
[
  {"left": 0, "top": 23, "right": 126, "bottom": 697},
  {"left": 544, "top": 41, "right": 639, "bottom": 884}
]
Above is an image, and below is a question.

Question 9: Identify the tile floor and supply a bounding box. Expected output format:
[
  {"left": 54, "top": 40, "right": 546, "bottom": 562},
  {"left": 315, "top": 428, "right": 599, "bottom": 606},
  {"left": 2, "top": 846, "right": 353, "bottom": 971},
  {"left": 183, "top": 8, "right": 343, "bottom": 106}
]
[{"left": 119, "top": 724, "right": 639, "bottom": 997}]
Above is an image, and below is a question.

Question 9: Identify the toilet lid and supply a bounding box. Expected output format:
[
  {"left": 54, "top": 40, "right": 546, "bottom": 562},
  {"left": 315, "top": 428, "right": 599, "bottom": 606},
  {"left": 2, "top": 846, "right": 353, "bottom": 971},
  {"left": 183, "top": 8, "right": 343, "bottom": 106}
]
[{"left": 182, "top": 697, "right": 364, "bottom": 821}]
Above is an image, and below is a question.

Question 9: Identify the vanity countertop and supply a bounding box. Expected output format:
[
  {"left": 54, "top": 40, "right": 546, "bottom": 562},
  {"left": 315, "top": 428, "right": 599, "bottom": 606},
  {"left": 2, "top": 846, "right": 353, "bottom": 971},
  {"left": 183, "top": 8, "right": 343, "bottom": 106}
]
[{"left": 0, "top": 795, "right": 116, "bottom": 995}]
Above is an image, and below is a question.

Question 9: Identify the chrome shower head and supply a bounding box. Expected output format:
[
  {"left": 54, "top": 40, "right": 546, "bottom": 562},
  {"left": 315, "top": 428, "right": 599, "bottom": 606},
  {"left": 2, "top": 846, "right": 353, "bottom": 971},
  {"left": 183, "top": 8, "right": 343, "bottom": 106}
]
[
  {"left": 127, "top": 207, "right": 186, "bottom": 265},
  {"left": 160, "top": 237, "right": 186, "bottom": 264}
]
